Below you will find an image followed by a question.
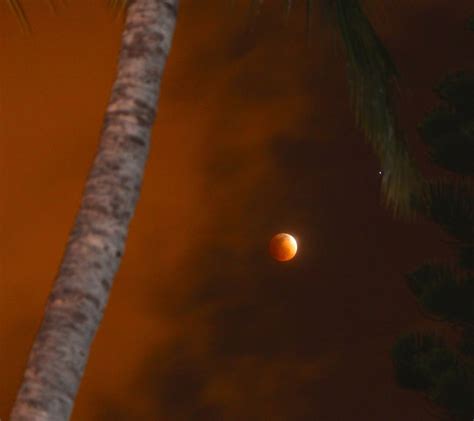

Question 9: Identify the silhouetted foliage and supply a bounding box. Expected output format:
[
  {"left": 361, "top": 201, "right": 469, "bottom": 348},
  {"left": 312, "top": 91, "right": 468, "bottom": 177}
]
[
  {"left": 406, "top": 263, "right": 474, "bottom": 325},
  {"left": 329, "top": 0, "right": 421, "bottom": 217},
  {"left": 392, "top": 23, "right": 474, "bottom": 421},
  {"left": 393, "top": 333, "right": 474, "bottom": 420},
  {"left": 458, "top": 245, "right": 474, "bottom": 271},
  {"left": 415, "top": 179, "right": 474, "bottom": 244},
  {"left": 460, "top": 327, "right": 474, "bottom": 356},
  {"left": 418, "top": 72, "right": 474, "bottom": 175},
  {"left": 467, "top": 16, "right": 474, "bottom": 31},
  {"left": 392, "top": 332, "right": 448, "bottom": 389}
]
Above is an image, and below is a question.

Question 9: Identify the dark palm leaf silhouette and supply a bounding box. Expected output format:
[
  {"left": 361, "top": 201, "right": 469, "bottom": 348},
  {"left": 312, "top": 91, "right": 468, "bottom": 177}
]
[
  {"left": 413, "top": 178, "right": 474, "bottom": 246},
  {"left": 392, "top": 25, "right": 474, "bottom": 419},
  {"left": 419, "top": 71, "right": 474, "bottom": 176},
  {"left": 406, "top": 262, "right": 474, "bottom": 325},
  {"left": 417, "top": 178, "right": 474, "bottom": 271},
  {"left": 392, "top": 332, "right": 474, "bottom": 419}
]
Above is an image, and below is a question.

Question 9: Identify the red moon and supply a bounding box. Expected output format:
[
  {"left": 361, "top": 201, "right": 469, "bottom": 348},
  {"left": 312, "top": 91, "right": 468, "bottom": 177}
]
[{"left": 269, "top": 233, "right": 298, "bottom": 262}]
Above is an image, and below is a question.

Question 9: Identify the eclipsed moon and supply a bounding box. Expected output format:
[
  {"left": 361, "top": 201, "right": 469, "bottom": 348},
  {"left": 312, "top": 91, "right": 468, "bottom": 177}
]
[{"left": 269, "top": 233, "right": 298, "bottom": 262}]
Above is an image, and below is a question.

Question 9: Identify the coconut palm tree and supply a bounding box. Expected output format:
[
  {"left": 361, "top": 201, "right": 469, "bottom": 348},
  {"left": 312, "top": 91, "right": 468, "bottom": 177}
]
[
  {"left": 8, "top": 0, "right": 179, "bottom": 419},
  {"left": 6, "top": 0, "right": 420, "bottom": 419}
]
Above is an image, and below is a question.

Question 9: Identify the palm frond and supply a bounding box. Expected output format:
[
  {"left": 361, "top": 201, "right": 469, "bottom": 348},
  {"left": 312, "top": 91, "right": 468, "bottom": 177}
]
[
  {"left": 391, "top": 331, "right": 447, "bottom": 390},
  {"left": 6, "top": 0, "right": 31, "bottom": 33},
  {"left": 392, "top": 331, "right": 474, "bottom": 419},
  {"left": 467, "top": 16, "right": 474, "bottom": 31},
  {"left": 107, "top": 0, "right": 128, "bottom": 21},
  {"left": 329, "top": 0, "right": 421, "bottom": 218},
  {"left": 414, "top": 178, "right": 474, "bottom": 245},
  {"left": 459, "top": 245, "right": 473, "bottom": 271},
  {"left": 7, "top": 0, "right": 63, "bottom": 33},
  {"left": 418, "top": 103, "right": 474, "bottom": 176},
  {"left": 108, "top": 0, "right": 128, "bottom": 10},
  {"left": 435, "top": 71, "right": 474, "bottom": 114},
  {"left": 406, "top": 262, "right": 474, "bottom": 325}
]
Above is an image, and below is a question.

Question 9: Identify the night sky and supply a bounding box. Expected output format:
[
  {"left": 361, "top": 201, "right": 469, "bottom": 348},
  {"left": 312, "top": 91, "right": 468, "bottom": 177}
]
[{"left": 1, "top": 0, "right": 473, "bottom": 419}]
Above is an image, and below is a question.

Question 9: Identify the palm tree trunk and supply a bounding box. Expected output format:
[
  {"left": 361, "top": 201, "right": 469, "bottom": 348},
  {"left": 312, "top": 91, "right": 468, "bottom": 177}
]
[{"left": 10, "top": 1, "right": 179, "bottom": 419}]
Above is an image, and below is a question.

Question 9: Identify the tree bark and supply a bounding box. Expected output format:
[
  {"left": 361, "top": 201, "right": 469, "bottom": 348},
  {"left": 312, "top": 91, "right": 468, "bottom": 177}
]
[{"left": 10, "top": 1, "right": 179, "bottom": 419}]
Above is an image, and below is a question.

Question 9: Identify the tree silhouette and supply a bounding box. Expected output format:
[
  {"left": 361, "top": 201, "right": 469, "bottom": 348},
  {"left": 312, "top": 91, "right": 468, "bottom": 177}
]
[
  {"left": 418, "top": 72, "right": 474, "bottom": 176},
  {"left": 392, "top": 24, "right": 474, "bottom": 420},
  {"left": 393, "top": 333, "right": 473, "bottom": 420}
]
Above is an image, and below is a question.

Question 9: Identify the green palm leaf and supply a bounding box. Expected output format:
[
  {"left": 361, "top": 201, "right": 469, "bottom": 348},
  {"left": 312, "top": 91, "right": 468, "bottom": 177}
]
[{"left": 329, "top": 0, "right": 421, "bottom": 217}]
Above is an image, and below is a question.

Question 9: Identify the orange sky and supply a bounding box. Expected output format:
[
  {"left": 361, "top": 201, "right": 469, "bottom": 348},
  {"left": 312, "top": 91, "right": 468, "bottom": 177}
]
[{"left": 1, "top": 1, "right": 473, "bottom": 419}]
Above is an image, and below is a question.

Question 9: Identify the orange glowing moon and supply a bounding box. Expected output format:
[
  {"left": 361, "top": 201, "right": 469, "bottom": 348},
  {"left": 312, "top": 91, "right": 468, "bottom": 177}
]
[{"left": 269, "top": 233, "right": 298, "bottom": 262}]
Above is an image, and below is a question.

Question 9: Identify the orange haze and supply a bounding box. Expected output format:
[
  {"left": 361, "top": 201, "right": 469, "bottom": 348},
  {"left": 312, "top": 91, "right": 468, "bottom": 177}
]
[{"left": 1, "top": 1, "right": 473, "bottom": 419}]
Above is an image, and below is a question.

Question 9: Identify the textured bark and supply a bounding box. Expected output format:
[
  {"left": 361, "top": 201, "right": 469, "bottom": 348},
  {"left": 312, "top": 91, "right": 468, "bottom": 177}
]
[{"left": 10, "top": 1, "right": 178, "bottom": 420}]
